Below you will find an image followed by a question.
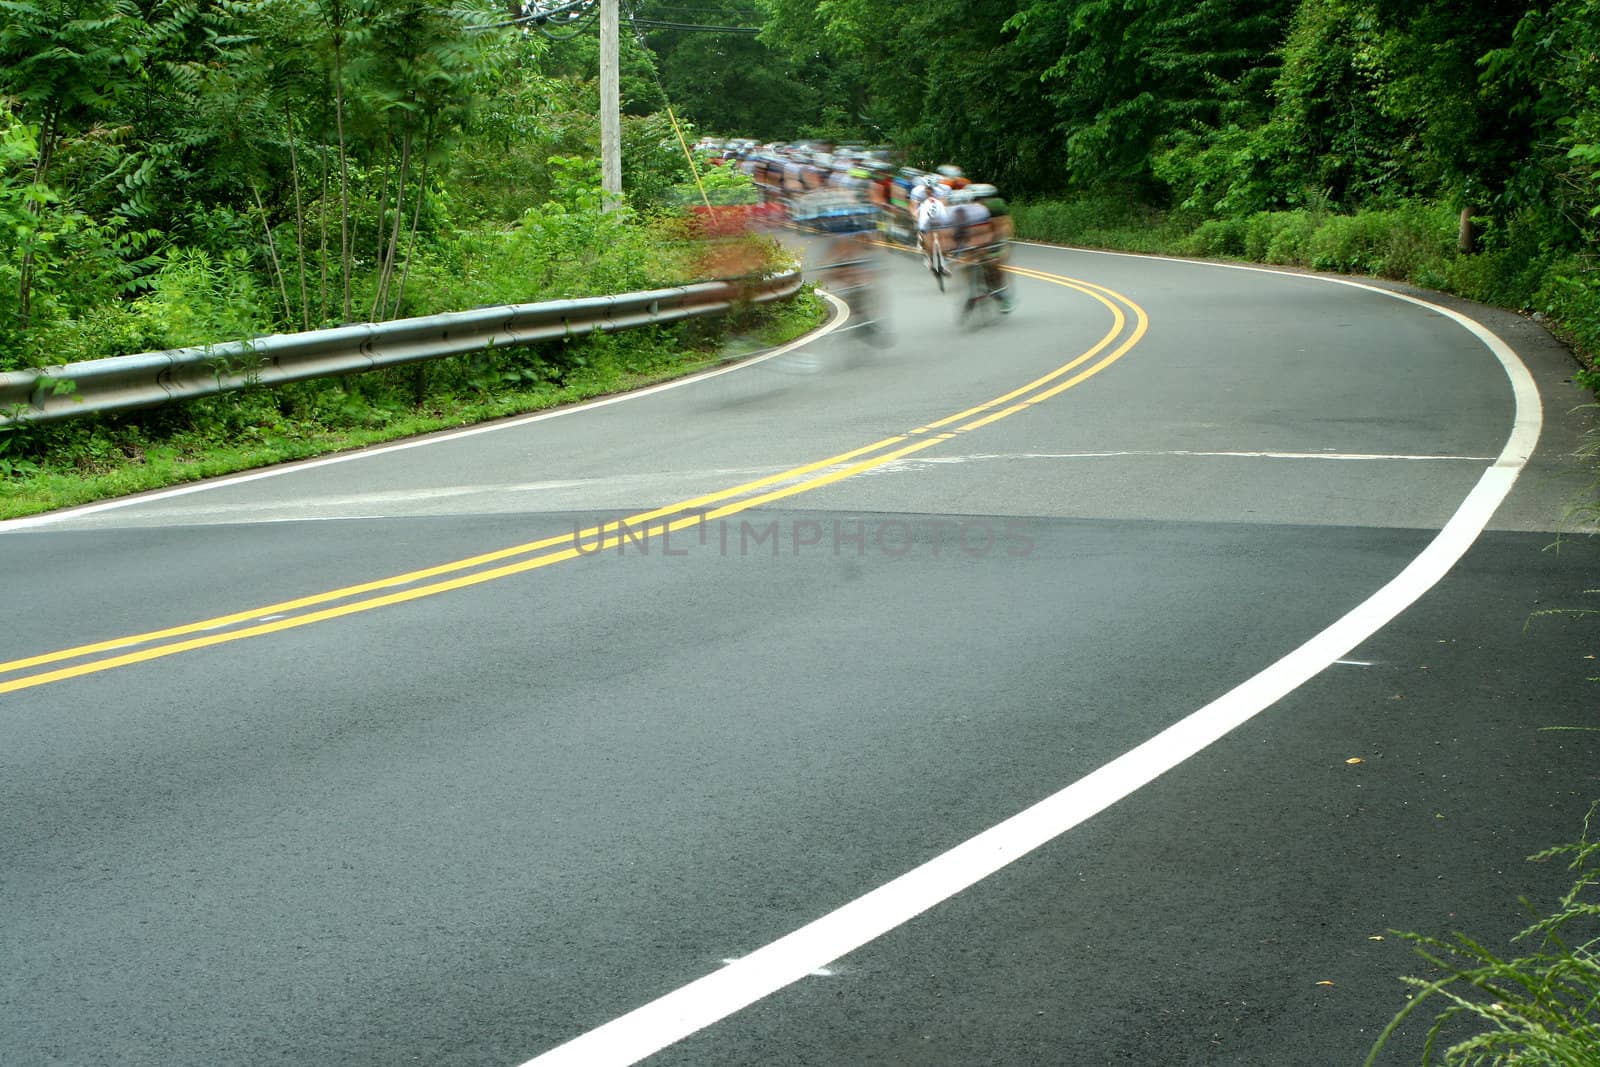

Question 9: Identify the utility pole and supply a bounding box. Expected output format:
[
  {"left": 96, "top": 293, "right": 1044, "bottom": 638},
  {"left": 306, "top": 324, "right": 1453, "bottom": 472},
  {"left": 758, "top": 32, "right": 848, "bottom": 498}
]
[{"left": 599, "top": 0, "right": 622, "bottom": 210}]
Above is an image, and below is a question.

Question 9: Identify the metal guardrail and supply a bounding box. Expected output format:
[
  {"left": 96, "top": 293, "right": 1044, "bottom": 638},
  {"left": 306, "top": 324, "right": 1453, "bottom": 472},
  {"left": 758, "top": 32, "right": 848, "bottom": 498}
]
[{"left": 0, "top": 271, "right": 802, "bottom": 426}]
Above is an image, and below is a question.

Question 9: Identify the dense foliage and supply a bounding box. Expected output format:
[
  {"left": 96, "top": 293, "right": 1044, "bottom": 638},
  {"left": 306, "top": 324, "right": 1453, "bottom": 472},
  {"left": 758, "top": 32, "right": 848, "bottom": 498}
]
[
  {"left": 5, "top": 0, "right": 1592, "bottom": 374},
  {"left": 702, "top": 0, "right": 1599, "bottom": 375},
  {"left": 2, "top": 0, "right": 1596, "bottom": 450},
  {"left": 735, "top": 0, "right": 1597, "bottom": 219},
  {"left": 0, "top": 0, "right": 775, "bottom": 376},
  {"left": 0, "top": 0, "right": 806, "bottom": 499}
]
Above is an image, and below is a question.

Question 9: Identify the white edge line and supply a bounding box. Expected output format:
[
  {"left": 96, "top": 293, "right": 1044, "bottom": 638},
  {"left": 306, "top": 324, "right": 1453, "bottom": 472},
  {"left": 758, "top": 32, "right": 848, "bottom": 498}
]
[
  {"left": 892, "top": 450, "right": 1497, "bottom": 463},
  {"left": 0, "top": 290, "right": 849, "bottom": 534},
  {"left": 519, "top": 250, "right": 1544, "bottom": 1067}
]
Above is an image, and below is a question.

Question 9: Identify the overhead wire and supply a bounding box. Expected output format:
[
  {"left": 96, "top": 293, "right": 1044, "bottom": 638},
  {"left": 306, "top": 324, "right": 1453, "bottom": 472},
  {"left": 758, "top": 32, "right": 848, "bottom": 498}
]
[
  {"left": 628, "top": 19, "right": 761, "bottom": 33},
  {"left": 468, "top": 0, "right": 590, "bottom": 31},
  {"left": 469, "top": 0, "right": 603, "bottom": 39},
  {"left": 468, "top": 0, "right": 762, "bottom": 210},
  {"left": 475, "top": 2, "right": 763, "bottom": 37},
  {"left": 618, "top": 9, "right": 713, "bottom": 210}
]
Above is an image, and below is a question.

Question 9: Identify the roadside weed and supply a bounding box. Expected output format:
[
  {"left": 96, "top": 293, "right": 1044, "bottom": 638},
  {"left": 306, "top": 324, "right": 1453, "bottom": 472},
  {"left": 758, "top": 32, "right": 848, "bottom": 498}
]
[{"left": 1366, "top": 802, "right": 1600, "bottom": 1066}]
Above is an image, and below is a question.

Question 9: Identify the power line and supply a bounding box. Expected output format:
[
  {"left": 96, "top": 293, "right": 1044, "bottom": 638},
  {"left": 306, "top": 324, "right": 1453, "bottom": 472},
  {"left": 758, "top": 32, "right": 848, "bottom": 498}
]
[
  {"left": 632, "top": 8, "right": 761, "bottom": 19},
  {"left": 629, "top": 18, "right": 761, "bottom": 33},
  {"left": 472, "top": 0, "right": 600, "bottom": 39},
  {"left": 473, "top": 0, "right": 601, "bottom": 34},
  {"left": 632, "top": 5, "right": 761, "bottom": 14},
  {"left": 478, "top": 2, "right": 764, "bottom": 39}
]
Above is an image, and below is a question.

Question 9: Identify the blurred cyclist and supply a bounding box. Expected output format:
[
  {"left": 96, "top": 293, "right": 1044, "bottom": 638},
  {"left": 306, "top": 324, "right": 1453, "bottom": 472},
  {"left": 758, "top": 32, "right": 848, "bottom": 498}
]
[
  {"left": 915, "top": 181, "right": 950, "bottom": 277},
  {"left": 946, "top": 186, "right": 1012, "bottom": 311},
  {"left": 936, "top": 164, "right": 970, "bottom": 192}
]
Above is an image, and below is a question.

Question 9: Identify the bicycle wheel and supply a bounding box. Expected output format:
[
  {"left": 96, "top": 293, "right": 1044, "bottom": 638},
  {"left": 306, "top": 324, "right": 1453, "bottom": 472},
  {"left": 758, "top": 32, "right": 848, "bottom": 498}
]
[
  {"left": 930, "top": 236, "right": 946, "bottom": 292},
  {"left": 956, "top": 264, "right": 988, "bottom": 328}
]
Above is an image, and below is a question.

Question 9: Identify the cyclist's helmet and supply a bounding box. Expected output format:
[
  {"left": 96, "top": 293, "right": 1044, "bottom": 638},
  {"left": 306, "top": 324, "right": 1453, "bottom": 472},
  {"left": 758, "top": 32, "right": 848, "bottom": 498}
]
[{"left": 936, "top": 164, "right": 964, "bottom": 179}]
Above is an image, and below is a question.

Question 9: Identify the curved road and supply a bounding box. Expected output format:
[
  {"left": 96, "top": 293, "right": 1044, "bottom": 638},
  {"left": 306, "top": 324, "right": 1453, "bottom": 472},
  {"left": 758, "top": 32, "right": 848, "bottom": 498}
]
[{"left": 3, "top": 241, "right": 1597, "bottom": 1065}]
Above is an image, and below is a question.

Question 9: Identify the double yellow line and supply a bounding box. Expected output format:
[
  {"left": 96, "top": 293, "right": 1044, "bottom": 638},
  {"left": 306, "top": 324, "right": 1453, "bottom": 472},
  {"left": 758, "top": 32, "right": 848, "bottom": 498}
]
[{"left": 0, "top": 268, "right": 1148, "bottom": 696}]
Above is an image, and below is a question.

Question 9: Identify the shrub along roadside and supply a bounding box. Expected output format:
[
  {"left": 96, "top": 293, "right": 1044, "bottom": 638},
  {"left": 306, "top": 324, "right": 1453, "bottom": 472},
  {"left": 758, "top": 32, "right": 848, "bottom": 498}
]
[
  {"left": 1010, "top": 196, "right": 1600, "bottom": 396},
  {"left": 0, "top": 158, "right": 812, "bottom": 520},
  {"left": 0, "top": 288, "right": 827, "bottom": 520}
]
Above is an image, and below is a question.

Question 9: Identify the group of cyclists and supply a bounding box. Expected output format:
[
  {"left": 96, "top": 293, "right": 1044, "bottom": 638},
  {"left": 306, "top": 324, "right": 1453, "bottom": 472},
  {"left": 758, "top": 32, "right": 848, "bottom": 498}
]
[{"left": 702, "top": 141, "right": 1017, "bottom": 320}]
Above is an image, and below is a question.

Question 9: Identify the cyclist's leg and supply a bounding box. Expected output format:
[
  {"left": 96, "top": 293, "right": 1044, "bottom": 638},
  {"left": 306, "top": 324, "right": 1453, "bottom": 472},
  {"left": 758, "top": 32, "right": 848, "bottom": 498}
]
[{"left": 985, "top": 244, "right": 1013, "bottom": 310}]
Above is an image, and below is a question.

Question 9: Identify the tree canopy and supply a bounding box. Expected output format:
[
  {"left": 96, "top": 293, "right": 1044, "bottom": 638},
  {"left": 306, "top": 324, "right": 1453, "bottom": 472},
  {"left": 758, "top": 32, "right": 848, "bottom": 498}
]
[{"left": 2, "top": 0, "right": 1595, "bottom": 372}]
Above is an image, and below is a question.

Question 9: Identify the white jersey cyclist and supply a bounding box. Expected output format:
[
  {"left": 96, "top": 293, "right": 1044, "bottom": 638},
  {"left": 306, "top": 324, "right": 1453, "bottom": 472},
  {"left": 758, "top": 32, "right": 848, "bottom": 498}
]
[{"left": 915, "top": 184, "right": 950, "bottom": 232}]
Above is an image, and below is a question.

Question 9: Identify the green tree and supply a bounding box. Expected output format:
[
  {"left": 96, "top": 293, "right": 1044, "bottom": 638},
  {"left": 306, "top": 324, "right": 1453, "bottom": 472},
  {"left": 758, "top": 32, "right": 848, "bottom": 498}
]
[
  {"left": 635, "top": 0, "right": 819, "bottom": 140},
  {"left": 1480, "top": 0, "right": 1600, "bottom": 247},
  {"left": 353, "top": 0, "right": 491, "bottom": 318},
  {"left": 1006, "top": 0, "right": 1295, "bottom": 196},
  {"left": 0, "top": 0, "right": 148, "bottom": 329}
]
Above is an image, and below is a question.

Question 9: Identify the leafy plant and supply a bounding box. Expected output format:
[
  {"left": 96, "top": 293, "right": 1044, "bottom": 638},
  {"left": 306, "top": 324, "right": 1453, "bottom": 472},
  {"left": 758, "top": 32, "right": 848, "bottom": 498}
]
[
  {"left": 1365, "top": 803, "right": 1600, "bottom": 1066},
  {"left": 134, "top": 248, "right": 270, "bottom": 350}
]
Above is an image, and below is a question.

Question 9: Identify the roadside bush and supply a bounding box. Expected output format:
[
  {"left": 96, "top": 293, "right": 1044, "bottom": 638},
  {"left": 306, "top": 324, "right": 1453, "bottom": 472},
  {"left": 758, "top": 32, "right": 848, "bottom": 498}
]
[
  {"left": 24, "top": 302, "right": 164, "bottom": 367},
  {"left": 18, "top": 248, "right": 271, "bottom": 368},
  {"left": 1380, "top": 202, "right": 1458, "bottom": 281},
  {"left": 1183, "top": 217, "right": 1247, "bottom": 258},
  {"left": 1011, "top": 195, "right": 1161, "bottom": 248},
  {"left": 1263, "top": 211, "right": 1322, "bottom": 265},
  {"left": 1307, "top": 212, "right": 1391, "bottom": 273},
  {"left": 1304, "top": 202, "right": 1454, "bottom": 279},
  {"left": 1241, "top": 213, "right": 1278, "bottom": 261},
  {"left": 1539, "top": 272, "right": 1600, "bottom": 386},
  {"left": 135, "top": 249, "right": 272, "bottom": 349}
]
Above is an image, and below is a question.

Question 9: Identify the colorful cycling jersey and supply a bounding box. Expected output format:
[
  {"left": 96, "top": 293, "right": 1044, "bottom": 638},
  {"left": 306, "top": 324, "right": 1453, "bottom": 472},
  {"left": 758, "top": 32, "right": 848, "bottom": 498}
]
[
  {"left": 889, "top": 176, "right": 912, "bottom": 212},
  {"left": 915, "top": 195, "right": 946, "bottom": 232}
]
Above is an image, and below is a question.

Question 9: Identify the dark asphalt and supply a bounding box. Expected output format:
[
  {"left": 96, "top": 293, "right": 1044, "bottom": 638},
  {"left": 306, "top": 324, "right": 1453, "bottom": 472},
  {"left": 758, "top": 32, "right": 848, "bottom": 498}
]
[
  {"left": 655, "top": 530, "right": 1600, "bottom": 1067},
  {"left": 2, "top": 242, "right": 1595, "bottom": 1066}
]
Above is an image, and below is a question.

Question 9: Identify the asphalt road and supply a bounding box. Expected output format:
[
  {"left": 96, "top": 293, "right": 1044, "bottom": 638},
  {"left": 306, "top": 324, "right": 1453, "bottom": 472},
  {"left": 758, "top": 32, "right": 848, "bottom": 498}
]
[{"left": 2, "top": 239, "right": 1597, "bottom": 1066}]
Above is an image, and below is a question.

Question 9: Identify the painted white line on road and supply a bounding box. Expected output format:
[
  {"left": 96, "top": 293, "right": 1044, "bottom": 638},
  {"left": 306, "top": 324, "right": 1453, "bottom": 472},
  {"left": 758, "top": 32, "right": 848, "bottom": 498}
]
[
  {"left": 878, "top": 449, "right": 1497, "bottom": 464},
  {"left": 518, "top": 255, "right": 1543, "bottom": 1067},
  {"left": 721, "top": 958, "right": 835, "bottom": 978},
  {"left": 0, "top": 294, "right": 851, "bottom": 534},
  {"left": 1335, "top": 659, "right": 1377, "bottom": 667},
  {"left": 39, "top": 468, "right": 792, "bottom": 524}
]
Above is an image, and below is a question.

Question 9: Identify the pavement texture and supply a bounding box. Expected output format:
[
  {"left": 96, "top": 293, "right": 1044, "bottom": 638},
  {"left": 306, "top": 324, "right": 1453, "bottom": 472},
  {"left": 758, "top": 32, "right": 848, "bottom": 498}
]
[{"left": 2, "top": 240, "right": 1596, "bottom": 1066}]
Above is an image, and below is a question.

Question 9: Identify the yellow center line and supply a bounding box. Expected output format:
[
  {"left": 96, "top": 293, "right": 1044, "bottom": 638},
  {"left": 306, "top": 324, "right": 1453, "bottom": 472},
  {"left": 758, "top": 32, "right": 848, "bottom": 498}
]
[
  {"left": 953, "top": 268, "right": 1151, "bottom": 433},
  {"left": 2, "top": 267, "right": 1149, "bottom": 696},
  {"left": 0, "top": 434, "right": 912, "bottom": 677},
  {"left": 912, "top": 282, "right": 1123, "bottom": 432}
]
